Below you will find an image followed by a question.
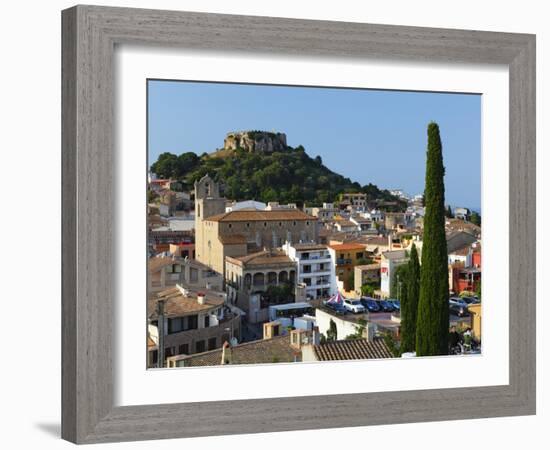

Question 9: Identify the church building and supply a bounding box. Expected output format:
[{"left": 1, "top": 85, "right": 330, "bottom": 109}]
[{"left": 194, "top": 175, "right": 318, "bottom": 277}]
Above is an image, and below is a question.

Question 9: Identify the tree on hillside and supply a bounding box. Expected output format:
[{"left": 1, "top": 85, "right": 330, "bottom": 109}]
[
  {"left": 149, "top": 142, "right": 407, "bottom": 208},
  {"left": 446, "top": 205, "right": 454, "bottom": 218},
  {"left": 150, "top": 152, "right": 200, "bottom": 179},
  {"left": 400, "top": 243, "right": 420, "bottom": 354},
  {"left": 416, "top": 122, "right": 450, "bottom": 356},
  {"left": 470, "top": 211, "right": 481, "bottom": 226}
]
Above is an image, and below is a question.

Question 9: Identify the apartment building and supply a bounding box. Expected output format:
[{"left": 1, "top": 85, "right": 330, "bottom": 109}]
[{"left": 283, "top": 242, "right": 337, "bottom": 300}]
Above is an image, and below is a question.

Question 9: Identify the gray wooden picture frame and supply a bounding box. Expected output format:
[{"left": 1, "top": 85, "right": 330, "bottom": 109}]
[{"left": 61, "top": 5, "right": 536, "bottom": 444}]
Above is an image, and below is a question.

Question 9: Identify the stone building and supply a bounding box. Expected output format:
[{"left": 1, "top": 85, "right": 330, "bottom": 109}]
[
  {"left": 148, "top": 256, "right": 223, "bottom": 294},
  {"left": 339, "top": 192, "right": 368, "bottom": 210},
  {"left": 225, "top": 249, "right": 297, "bottom": 322},
  {"left": 194, "top": 175, "right": 317, "bottom": 277},
  {"left": 147, "top": 285, "right": 240, "bottom": 367}
]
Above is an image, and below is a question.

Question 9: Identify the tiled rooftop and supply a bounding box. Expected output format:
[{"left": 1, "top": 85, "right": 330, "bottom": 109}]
[
  {"left": 355, "top": 263, "right": 381, "bottom": 271},
  {"left": 291, "top": 243, "right": 329, "bottom": 251},
  {"left": 148, "top": 256, "right": 180, "bottom": 273},
  {"left": 227, "top": 250, "right": 295, "bottom": 268},
  {"left": 205, "top": 209, "right": 315, "bottom": 222},
  {"left": 148, "top": 256, "right": 213, "bottom": 273},
  {"left": 328, "top": 242, "right": 366, "bottom": 251},
  {"left": 313, "top": 338, "right": 393, "bottom": 361},
  {"left": 382, "top": 249, "right": 408, "bottom": 260},
  {"left": 446, "top": 231, "right": 478, "bottom": 254},
  {"left": 181, "top": 335, "right": 299, "bottom": 366},
  {"left": 148, "top": 287, "right": 224, "bottom": 319}
]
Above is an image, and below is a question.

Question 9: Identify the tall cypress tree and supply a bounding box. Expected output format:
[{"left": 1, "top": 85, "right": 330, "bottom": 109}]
[
  {"left": 416, "top": 122, "right": 450, "bottom": 356},
  {"left": 400, "top": 243, "right": 420, "bottom": 354}
]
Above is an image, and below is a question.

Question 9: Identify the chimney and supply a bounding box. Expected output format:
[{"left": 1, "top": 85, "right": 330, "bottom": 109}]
[
  {"left": 290, "top": 329, "right": 304, "bottom": 350},
  {"left": 312, "top": 326, "right": 321, "bottom": 345},
  {"left": 221, "top": 341, "right": 232, "bottom": 365},
  {"left": 263, "top": 321, "right": 281, "bottom": 339},
  {"left": 197, "top": 292, "right": 205, "bottom": 305},
  {"left": 366, "top": 322, "right": 376, "bottom": 341}
]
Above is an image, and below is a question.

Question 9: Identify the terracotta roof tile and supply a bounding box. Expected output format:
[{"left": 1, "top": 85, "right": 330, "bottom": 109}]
[
  {"left": 226, "top": 250, "right": 295, "bottom": 268},
  {"left": 291, "top": 243, "right": 329, "bottom": 251},
  {"left": 446, "top": 231, "right": 478, "bottom": 254},
  {"left": 313, "top": 338, "right": 393, "bottom": 361},
  {"left": 382, "top": 249, "right": 408, "bottom": 260},
  {"left": 148, "top": 287, "right": 224, "bottom": 318},
  {"left": 148, "top": 256, "right": 180, "bottom": 273},
  {"left": 205, "top": 209, "right": 315, "bottom": 222},
  {"left": 328, "top": 242, "right": 367, "bottom": 251},
  {"left": 181, "top": 335, "right": 299, "bottom": 366},
  {"left": 363, "top": 236, "right": 389, "bottom": 246},
  {"left": 355, "top": 263, "right": 381, "bottom": 271},
  {"left": 337, "top": 220, "right": 357, "bottom": 227}
]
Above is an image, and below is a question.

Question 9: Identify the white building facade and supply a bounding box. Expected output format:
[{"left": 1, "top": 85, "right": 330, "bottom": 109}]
[
  {"left": 380, "top": 250, "right": 409, "bottom": 298},
  {"left": 283, "top": 242, "right": 337, "bottom": 300}
]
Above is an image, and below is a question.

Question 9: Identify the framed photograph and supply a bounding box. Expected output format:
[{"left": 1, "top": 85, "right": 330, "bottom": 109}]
[{"left": 62, "top": 5, "right": 535, "bottom": 444}]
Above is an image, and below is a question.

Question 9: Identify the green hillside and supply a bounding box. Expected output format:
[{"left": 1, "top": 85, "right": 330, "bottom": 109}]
[{"left": 150, "top": 145, "right": 405, "bottom": 210}]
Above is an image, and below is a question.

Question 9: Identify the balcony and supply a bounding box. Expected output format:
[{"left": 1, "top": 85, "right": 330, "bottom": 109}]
[
  {"left": 300, "top": 255, "right": 331, "bottom": 262},
  {"left": 336, "top": 258, "right": 352, "bottom": 265},
  {"left": 306, "top": 282, "right": 331, "bottom": 290},
  {"left": 300, "top": 270, "right": 331, "bottom": 278}
]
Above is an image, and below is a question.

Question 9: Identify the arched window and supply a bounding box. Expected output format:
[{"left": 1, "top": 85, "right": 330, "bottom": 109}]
[
  {"left": 253, "top": 273, "right": 265, "bottom": 287},
  {"left": 267, "top": 272, "right": 277, "bottom": 285}
]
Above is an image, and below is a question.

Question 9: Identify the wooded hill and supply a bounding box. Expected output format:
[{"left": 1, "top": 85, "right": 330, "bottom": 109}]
[{"left": 150, "top": 143, "right": 406, "bottom": 210}]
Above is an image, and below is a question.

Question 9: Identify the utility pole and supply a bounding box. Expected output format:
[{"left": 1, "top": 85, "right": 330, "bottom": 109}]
[{"left": 156, "top": 299, "right": 166, "bottom": 368}]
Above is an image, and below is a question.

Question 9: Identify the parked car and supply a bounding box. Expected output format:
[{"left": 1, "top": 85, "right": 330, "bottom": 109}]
[
  {"left": 449, "top": 296, "right": 468, "bottom": 307},
  {"left": 325, "top": 301, "right": 347, "bottom": 315},
  {"left": 360, "top": 297, "right": 381, "bottom": 313},
  {"left": 378, "top": 300, "right": 395, "bottom": 312},
  {"left": 461, "top": 296, "right": 480, "bottom": 305},
  {"left": 389, "top": 299, "right": 400, "bottom": 310},
  {"left": 343, "top": 298, "right": 366, "bottom": 314},
  {"left": 449, "top": 302, "right": 470, "bottom": 317}
]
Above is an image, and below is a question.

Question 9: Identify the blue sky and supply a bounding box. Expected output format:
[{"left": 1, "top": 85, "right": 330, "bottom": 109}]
[{"left": 148, "top": 80, "right": 481, "bottom": 210}]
